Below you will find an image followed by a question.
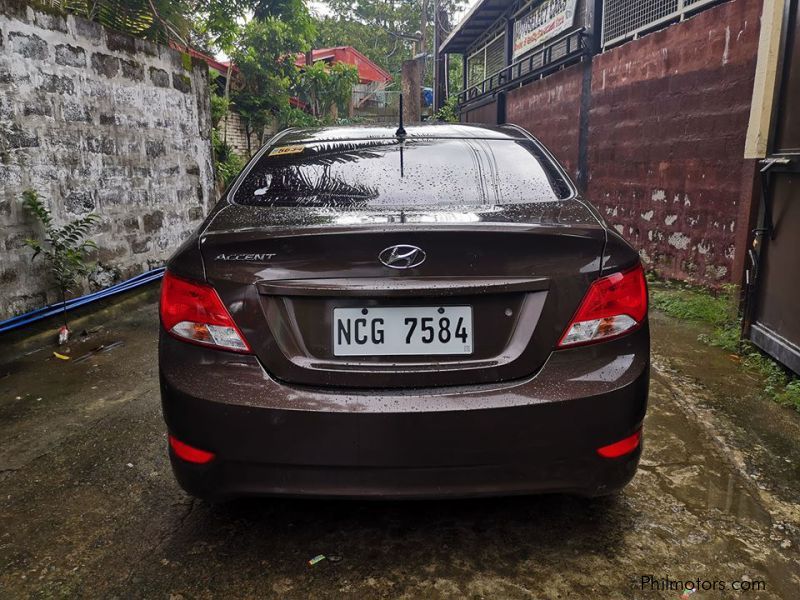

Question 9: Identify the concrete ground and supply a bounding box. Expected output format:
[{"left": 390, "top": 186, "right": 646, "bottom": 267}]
[{"left": 1, "top": 285, "right": 799, "bottom": 599}]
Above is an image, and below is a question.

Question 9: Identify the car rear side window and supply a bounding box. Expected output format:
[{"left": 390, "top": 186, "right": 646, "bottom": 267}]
[{"left": 233, "top": 138, "right": 571, "bottom": 207}]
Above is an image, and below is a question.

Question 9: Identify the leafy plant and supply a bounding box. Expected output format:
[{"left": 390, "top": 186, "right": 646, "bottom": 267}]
[
  {"left": 36, "top": 0, "right": 191, "bottom": 44},
  {"left": 315, "top": 0, "right": 467, "bottom": 86},
  {"left": 276, "top": 105, "right": 322, "bottom": 129},
  {"left": 22, "top": 190, "right": 99, "bottom": 327},
  {"left": 298, "top": 61, "right": 360, "bottom": 119},
  {"left": 211, "top": 129, "right": 245, "bottom": 187},
  {"left": 230, "top": 14, "right": 315, "bottom": 154},
  {"left": 209, "top": 91, "right": 230, "bottom": 128},
  {"left": 434, "top": 94, "right": 459, "bottom": 123}
]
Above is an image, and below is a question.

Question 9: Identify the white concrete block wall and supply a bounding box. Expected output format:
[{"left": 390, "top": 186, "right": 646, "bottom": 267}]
[{"left": 0, "top": 2, "right": 214, "bottom": 319}]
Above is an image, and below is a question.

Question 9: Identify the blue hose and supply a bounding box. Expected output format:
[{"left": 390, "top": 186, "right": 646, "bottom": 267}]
[{"left": 0, "top": 267, "right": 165, "bottom": 334}]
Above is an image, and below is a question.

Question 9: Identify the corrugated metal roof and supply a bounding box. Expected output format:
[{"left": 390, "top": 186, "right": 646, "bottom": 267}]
[{"left": 295, "top": 47, "right": 392, "bottom": 84}]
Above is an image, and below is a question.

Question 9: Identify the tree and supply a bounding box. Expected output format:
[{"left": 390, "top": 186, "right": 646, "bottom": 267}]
[
  {"left": 298, "top": 61, "right": 360, "bottom": 118},
  {"left": 191, "top": 0, "right": 315, "bottom": 53},
  {"left": 230, "top": 14, "right": 314, "bottom": 153},
  {"left": 39, "top": 1, "right": 193, "bottom": 44},
  {"left": 315, "top": 0, "right": 467, "bottom": 86}
]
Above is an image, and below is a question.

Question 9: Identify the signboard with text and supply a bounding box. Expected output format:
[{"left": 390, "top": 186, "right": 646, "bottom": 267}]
[{"left": 512, "top": 0, "right": 578, "bottom": 60}]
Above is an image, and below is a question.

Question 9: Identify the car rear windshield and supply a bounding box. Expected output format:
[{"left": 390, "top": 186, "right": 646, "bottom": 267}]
[{"left": 233, "top": 138, "right": 572, "bottom": 207}]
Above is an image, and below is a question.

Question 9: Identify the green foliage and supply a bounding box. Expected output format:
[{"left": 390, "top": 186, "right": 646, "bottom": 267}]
[
  {"left": 775, "top": 380, "right": 800, "bottom": 411},
  {"left": 22, "top": 190, "right": 98, "bottom": 311},
  {"left": 37, "top": 0, "right": 191, "bottom": 44},
  {"left": 181, "top": 51, "right": 193, "bottom": 71},
  {"left": 447, "top": 54, "right": 464, "bottom": 93},
  {"left": 211, "top": 129, "right": 245, "bottom": 187},
  {"left": 650, "top": 283, "right": 738, "bottom": 328},
  {"left": 230, "top": 12, "right": 315, "bottom": 143},
  {"left": 434, "top": 94, "right": 459, "bottom": 122},
  {"left": 650, "top": 281, "right": 800, "bottom": 413},
  {"left": 298, "top": 61, "right": 360, "bottom": 118},
  {"left": 276, "top": 105, "right": 322, "bottom": 129},
  {"left": 315, "top": 0, "right": 467, "bottom": 85},
  {"left": 328, "top": 62, "right": 361, "bottom": 114},
  {"left": 210, "top": 93, "right": 230, "bottom": 128},
  {"left": 189, "top": 0, "right": 315, "bottom": 52}
]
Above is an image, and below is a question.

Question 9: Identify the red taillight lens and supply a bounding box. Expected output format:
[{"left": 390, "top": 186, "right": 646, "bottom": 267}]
[
  {"left": 597, "top": 430, "right": 641, "bottom": 458},
  {"left": 160, "top": 271, "right": 250, "bottom": 353},
  {"left": 169, "top": 435, "right": 216, "bottom": 464},
  {"left": 558, "top": 264, "right": 648, "bottom": 347}
]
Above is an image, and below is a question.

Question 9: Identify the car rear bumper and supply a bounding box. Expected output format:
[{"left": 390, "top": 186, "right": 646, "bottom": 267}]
[{"left": 160, "top": 327, "right": 649, "bottom": 501}]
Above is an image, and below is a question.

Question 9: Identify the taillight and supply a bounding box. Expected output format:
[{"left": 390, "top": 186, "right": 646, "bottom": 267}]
[
  {"left": 159, "top": 271, "right": 251, "bottom": 353},
  {"left": 169, "top": 435, "right": 215, "bottom": 464},
  {"left": 597, "top": 430, "right": 641, "bottom": 458},
  {"left": 558, "top": 264, "right": 647, "bottom": 348}
]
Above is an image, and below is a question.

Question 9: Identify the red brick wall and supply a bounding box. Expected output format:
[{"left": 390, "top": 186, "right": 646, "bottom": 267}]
[
  {"left": 506, "top": 63, "right": 584, "bottom": 177},
  {"left": 586, "top": 0, "right": 761, "bottom": 283}
]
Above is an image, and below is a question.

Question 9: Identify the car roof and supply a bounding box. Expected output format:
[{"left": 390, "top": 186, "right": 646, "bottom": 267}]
[{"left": 274, "top": 123, "right": 529, "bottom": 145}]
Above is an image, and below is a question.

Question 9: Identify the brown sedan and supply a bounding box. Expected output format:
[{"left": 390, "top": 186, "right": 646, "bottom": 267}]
[{"left": 158, "top": 123, "right": 649, "bottom": 500}]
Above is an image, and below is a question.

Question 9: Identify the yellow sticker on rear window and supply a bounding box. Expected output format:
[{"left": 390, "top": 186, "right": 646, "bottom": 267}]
[{"left": 268, "top": 145, "right": 304, "bottom": 157}]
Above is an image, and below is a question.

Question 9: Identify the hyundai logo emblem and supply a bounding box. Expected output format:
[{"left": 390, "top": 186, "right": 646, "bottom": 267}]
[{"left": 378, "top": 245, "right": 426, "bottom": 269}]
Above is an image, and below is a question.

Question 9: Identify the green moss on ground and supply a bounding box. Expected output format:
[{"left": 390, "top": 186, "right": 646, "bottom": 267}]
[{"left": 650, "top": 279, "right": 800, "bottom": 413}]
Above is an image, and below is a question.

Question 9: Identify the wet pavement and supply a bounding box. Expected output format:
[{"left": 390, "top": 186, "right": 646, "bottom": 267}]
[{"left": 1, "top": 286, "right": 799, "bottom": 599}]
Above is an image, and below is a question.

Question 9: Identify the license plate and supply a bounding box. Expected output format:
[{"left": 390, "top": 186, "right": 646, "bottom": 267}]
[{"left": 333, "top": 306, "right": 473, "bottom": 356}]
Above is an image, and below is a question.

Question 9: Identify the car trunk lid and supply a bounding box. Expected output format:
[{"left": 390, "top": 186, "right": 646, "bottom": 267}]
[{"left": 200, "top": 203, "right": 605, "bottom": 389}]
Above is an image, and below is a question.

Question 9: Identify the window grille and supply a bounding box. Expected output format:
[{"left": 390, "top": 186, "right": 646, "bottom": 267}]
[
  {"left": 485, "top": 35, "right": 506, "bottom": 77},
  {"left": 602, "top": 0, "right": 719, "bottom": 49},
  {"left": 467, "top": 32, "right": 506, "bottom": 87}
]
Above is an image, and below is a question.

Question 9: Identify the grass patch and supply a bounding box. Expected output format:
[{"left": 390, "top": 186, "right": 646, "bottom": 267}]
[
  {"left": 650, "top": 280, "right": 800, "bottom": 412},
  {"left": 650, "top": 281, "right": 737, "bottom": 327}
]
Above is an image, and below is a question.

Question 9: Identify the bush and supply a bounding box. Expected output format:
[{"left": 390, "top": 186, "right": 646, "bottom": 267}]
[
  {"left": 434, "top": 95, "right": 459, "bottom": 123},
  {"left": 276, "top": 105, "right": 322, "bottom": 129},
  {"left": 211, "top": 129, "right": 245, "bottom": 188}
]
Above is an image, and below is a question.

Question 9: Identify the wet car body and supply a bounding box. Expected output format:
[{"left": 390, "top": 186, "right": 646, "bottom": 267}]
[{"left": 159, "top": 123, "right": 649, "bottom": 501}]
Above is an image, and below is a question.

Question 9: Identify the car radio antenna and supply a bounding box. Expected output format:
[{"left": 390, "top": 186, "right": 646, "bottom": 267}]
[{"left": 396, "top": 93, "right": 407, "bottom": 138}]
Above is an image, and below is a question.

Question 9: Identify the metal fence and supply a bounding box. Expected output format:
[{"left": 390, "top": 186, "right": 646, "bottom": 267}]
[
  {"left": 351, "top": 89, "right": 435, "bottom": 123},
  {"left": 601, "top": 0, "right": 719, "bottom": 49},
  {"left": 458, "top": 29, "right": 588, "bottom": 107},
  {"left": 351, "top": 89, "right": 400, "bottom": 123}
]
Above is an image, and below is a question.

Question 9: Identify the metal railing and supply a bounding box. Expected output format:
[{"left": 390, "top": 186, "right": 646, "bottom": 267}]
[
  {"left": 601, "top": 0, "right": 720, "bottom": 49},
  {"left": 457, "top": 29, "right": 589, "bottom": 107}
]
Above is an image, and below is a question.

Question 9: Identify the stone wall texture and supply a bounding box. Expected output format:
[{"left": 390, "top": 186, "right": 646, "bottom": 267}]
[
  {"left": 0, "top": 2, "right": 214, "bottom": 319},
  {"left": 501, "top": 0, "right": 761, "bottom": 284}
]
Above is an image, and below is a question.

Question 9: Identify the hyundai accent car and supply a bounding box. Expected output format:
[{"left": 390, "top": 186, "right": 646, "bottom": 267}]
[{"left": 159, "top": 123, "right": 649, "bottom": 501}]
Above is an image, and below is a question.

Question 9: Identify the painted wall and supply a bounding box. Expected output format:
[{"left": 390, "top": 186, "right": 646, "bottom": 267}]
[
  {"left": 587, "top": 0, "right": 761, "bottom": 283},
  {"left": 506, "top": 63, "right": 584, "bottom": 177},
  {"left": 461, "top": 98, "right": 497, "bottom": 124},
  {"left": 499, "top": 0, "right": 762, "bottom": 284},
  {"left": 0, "top": 3, "right": 214, "bottom": 319}
]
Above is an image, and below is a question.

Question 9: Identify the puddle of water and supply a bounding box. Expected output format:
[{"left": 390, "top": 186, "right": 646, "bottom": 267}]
[
  {"left": 645, "top": 377, "right": 772, "bottom": 528},
  {"left": 650, "top": 311, "right": 800, "bottom": 506}
]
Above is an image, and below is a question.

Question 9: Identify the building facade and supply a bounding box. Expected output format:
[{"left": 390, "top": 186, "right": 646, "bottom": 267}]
[
  {"left": 441, "top": 0, "right": 759, "bottom": 285},
  {"left": 439, "top": 0, "right": 800, "bottom": 373}
]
